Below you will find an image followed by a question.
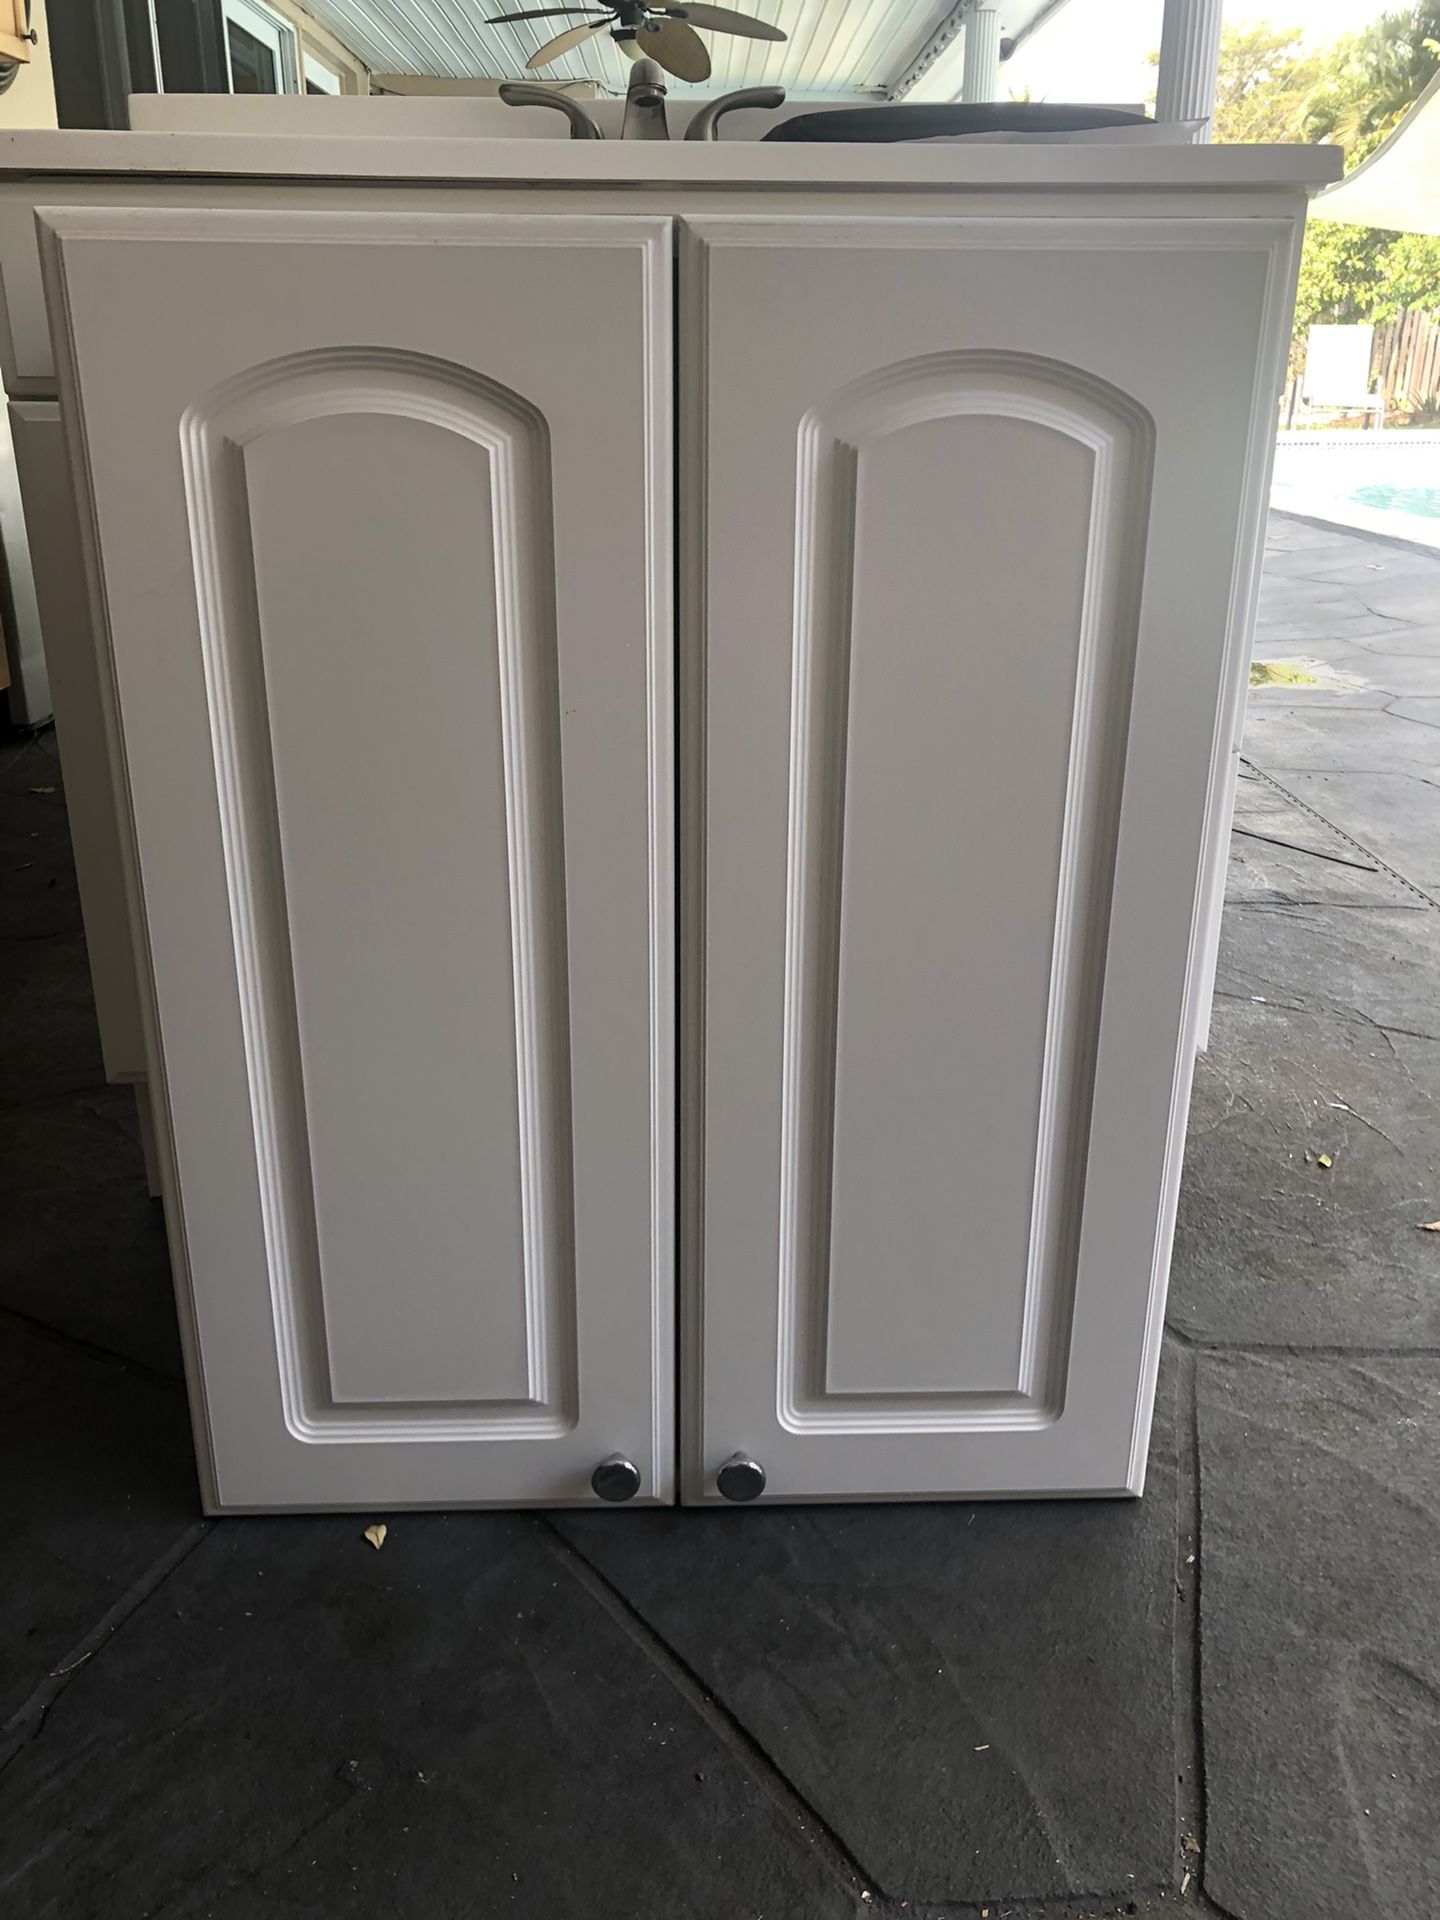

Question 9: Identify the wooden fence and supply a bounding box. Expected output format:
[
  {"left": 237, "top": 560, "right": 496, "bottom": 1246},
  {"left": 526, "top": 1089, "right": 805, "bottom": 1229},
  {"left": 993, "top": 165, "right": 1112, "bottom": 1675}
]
[{"left": 1371, "top": 310, "right": 1440, "bottom": 411}]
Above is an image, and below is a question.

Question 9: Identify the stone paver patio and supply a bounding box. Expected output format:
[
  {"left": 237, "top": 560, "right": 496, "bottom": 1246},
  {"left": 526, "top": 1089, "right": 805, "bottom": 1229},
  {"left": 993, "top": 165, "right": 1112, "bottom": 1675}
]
[{"left": 1, "top": 512, "right": 1437, "bottom": 1919}]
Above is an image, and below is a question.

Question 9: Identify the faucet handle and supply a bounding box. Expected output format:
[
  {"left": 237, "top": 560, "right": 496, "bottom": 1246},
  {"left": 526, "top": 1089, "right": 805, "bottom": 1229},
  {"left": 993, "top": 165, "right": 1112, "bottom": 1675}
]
[
  {"left": 497, "top": 83, "right": 604, "bottom": 139},
  {"left": 685, "top": 87, "right": 786, "bottom": 141}
]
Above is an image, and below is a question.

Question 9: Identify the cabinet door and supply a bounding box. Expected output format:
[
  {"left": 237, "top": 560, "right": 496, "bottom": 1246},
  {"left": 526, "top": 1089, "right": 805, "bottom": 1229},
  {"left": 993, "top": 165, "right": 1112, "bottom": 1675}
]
[
  {"left": 683, "top": 214, "right": 1295, "bottom": 1502},
  {"left": 41, "top": 208, "right": 673, "bottom": 1509}
]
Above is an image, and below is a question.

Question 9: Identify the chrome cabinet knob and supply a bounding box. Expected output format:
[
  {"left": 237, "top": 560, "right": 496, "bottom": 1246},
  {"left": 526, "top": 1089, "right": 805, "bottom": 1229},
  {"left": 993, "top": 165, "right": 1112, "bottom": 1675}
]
[
  {"left": 591, "top": 1454, "right": 641, "bottom": 1502},
  {"left": 716, "top": 1453, "right": 766, "bottom": 1502}
]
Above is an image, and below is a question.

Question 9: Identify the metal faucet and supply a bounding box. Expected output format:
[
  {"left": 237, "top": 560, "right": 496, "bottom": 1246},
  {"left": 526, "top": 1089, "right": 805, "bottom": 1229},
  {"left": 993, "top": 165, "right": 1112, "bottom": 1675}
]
[
  {"left": 499, "top": 64, "right": 784, "bottom": 140},
  {"left": 621, "top": 58, "right": 671, "bottom": 141}
]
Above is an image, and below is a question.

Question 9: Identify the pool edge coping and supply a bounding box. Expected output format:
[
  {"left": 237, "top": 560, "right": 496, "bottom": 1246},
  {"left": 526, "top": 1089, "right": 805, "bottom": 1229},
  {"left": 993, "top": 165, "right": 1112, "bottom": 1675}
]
[{"left": 1269, "top": 506, "right": 1440, "bottom": 559}]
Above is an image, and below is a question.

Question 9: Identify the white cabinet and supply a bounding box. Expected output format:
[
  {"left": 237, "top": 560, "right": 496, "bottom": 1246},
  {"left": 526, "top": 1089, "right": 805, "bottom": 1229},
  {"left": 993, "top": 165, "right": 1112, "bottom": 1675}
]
[
  {"left": 8, "top": 399, "right": 147, "bottom": 1081},
  {"left": 40, "top": 208, "right": 673, "bottom": 1508},
  {"left": 11, "top": 149, "right": 1319, "bottom": 1511},
  {"left": 681, "top": 217, "right": 1294, "bottom": 1501}
]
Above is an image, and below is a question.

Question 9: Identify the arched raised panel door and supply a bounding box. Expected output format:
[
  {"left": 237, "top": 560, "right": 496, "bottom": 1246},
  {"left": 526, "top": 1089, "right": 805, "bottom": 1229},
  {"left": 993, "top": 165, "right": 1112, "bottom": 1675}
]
[
  {"left": 683, "top": 216, "right": 1293, "bottom": 1501},
  {"left": 40, "top": 209, "right": 673, "bottom": 1509}
]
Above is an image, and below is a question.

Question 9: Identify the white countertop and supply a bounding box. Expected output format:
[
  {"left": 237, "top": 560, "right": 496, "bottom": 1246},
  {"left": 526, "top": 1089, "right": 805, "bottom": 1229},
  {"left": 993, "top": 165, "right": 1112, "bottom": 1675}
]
[{"left": 0, "top": 129, "right": 1343, "bottom": 195}]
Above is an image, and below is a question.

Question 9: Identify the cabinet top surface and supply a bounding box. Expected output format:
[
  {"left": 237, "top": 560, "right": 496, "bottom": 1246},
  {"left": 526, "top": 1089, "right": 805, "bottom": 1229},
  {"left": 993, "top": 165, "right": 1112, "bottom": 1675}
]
[{"left": 0, "top": 130, "right": 1342, "bottom": 195}]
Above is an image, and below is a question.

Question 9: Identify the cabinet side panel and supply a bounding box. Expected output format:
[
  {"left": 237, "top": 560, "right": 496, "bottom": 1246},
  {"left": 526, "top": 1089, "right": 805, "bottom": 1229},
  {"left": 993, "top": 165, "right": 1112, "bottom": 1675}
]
[{"left": 8, "top": 400, "right": 148, "bottom": 1080}]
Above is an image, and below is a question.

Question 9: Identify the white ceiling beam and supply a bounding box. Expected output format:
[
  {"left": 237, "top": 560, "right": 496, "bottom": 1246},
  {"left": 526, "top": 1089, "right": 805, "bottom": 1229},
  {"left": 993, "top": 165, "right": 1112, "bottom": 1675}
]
[
  {"left": 886, "top": 1, "right": 970, "bottom": 103},
  {"left": 886, "top": 0, "right": 1079, "bottom": 105},
  {"left": 1002, "top": 0, "right": 1073, "bottom": 64}
]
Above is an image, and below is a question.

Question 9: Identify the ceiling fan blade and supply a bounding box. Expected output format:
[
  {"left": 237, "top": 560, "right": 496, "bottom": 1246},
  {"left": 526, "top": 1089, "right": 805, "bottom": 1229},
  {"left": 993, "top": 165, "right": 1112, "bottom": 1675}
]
[
  {"left": 488, "top": 8, "right": 608, "bottom": 21},
  {"left": 526, "top": 17, "right": 612, "bottom": 67},
  {"left": 640, "top": 15, "right": 711, "bottom": 80},
  {"left": 658, "top": 4, "right": 786, "bottom": 41}
]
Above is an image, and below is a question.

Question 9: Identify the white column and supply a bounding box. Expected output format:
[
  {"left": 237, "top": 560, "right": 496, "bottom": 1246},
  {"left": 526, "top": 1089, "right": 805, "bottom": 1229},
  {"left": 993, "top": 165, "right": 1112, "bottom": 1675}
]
[
  {"left": 960, "top": 7, "right": 1002, "bottom": 105},
  {"left": 1154, "top": 0, "right": 1223, "bottom": 136}
]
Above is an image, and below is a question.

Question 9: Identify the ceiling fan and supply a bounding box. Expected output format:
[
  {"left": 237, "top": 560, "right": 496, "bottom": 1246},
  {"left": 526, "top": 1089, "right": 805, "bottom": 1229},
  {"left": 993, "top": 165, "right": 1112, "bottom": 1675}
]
[{"left": 486, "top": 1, "right": 787, "bottom": 84}]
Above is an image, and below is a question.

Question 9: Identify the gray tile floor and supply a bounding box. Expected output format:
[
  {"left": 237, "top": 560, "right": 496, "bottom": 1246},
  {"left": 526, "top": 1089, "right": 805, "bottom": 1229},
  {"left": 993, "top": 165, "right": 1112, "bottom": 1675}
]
[{"left": 1, "top": 513, "right": 1437, "bottom": 1920}]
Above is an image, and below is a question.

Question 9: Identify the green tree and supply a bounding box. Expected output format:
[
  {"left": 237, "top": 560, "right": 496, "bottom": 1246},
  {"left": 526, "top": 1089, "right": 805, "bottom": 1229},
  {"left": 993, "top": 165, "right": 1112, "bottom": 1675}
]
[
  {"left": 1294, "top": 223, "right": 1392, "bottom": 327},
  {"left": 1379, "top": 229, "right": 1440, "bottom": 314},
  {"left": 1300, "top": 2, "right": 1440, "bottom": 151},
  {"left": 1213, "top": 8, "right": 1440, "bottom": 333},
  {"left": 1211, "top": 24, "right": 1322, "bottom": 145}
]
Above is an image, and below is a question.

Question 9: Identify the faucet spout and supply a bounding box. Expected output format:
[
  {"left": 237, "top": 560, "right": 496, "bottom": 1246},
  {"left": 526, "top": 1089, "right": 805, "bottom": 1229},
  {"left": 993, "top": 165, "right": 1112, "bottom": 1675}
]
[{"left": 621, "top": 57, "right": 670, "bottom": 141}]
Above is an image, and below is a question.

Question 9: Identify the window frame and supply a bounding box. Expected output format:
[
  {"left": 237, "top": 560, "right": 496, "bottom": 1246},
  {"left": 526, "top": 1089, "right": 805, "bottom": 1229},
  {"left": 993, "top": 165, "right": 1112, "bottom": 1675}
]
[{"left": 221, "top": 0, "right": 300, "bottom": 95}]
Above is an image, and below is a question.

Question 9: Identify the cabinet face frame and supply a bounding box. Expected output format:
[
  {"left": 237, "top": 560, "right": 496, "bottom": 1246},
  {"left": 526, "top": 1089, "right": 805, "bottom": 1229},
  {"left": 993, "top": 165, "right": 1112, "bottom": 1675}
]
[
  {"left": 38, "top": 204, "right": 676, "bottom": 1510},
  {"left": 679, "top": 212, "right": 1302, "bottom": 1505}
]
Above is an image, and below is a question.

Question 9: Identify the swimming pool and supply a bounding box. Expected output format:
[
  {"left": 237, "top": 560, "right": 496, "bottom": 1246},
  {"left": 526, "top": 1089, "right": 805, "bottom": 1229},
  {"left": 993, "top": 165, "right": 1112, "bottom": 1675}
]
[{"left": 1270, "top": 429, "right": 1440, "bottom": 548}]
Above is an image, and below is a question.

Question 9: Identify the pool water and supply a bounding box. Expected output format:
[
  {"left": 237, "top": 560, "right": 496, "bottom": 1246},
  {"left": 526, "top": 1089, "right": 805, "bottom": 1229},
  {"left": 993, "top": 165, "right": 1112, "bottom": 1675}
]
[
  {"left": 1271, "top": 430, "right": 1440, "bottom": 548},
  {"left": 1351, "top": 482, "right": 1440, "bottom": 520}
]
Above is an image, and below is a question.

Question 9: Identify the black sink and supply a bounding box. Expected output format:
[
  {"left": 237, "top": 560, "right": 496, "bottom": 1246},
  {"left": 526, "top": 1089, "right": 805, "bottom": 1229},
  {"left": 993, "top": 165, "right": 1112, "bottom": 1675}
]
[{"left": 763, "top": 103, "right": 1152, "bottom": 143}]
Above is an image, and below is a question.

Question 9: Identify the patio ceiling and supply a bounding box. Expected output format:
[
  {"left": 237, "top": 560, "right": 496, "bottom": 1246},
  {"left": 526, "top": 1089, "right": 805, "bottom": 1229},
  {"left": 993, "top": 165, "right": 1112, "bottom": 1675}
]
[{"left": 298, "top": 0, "right": 1066, "bottom": 98}]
